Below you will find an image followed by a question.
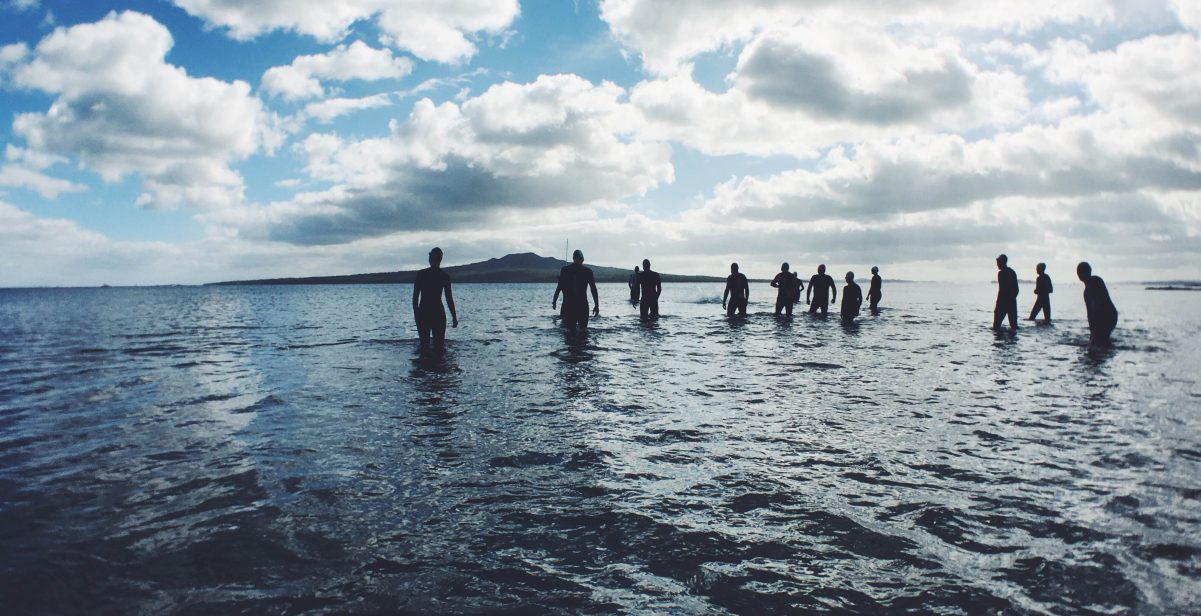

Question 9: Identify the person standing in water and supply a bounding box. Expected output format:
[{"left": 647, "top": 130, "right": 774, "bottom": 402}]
[
  {"left": 993, "top": 254, "right": 1019, "bottom": 330},
  {"left": 638, "top": 258, "right": 662, "bottom": 320},
  {"left": 1029, "top": 262, "right": 1053, "bottom": 322},
  {"left": 771, "top": 263, "right": 796, "bottom": 316},
  {"left": 723, "top": 263, "right": 750, "bottom": 317},
  {"left": 868, "top": 266, "right": 882, "bottom": 314},
  {"left": 413, "top": 247, "right": 458, "bottom": 344},
  {"left": 1077, "top": 261, "right": 1118, "bottom": 345},
  {"left": 628, "top": 266, "right": 641, "bottom": 303},
  {"left": 841, "top": 271, "right": 863, "bottom": 323},
  {"left": 553, "top": 249, "right": 600, "bottom": 331},
  {"left": 790, "top": 271, "right": 803, "bottom": 308},
  {"left": 806, "top": 264, "right": 837, "bottom": 316}
]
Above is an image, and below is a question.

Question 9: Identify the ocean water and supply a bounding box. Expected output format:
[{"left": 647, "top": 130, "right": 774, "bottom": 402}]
[{"left": 1, "top": 282, "right": 1199, "bottom": 614}]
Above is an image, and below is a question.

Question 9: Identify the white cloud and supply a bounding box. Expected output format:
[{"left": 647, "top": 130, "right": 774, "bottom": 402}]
[
  {"left": 303, "top": 94, "right": 394, "bottom": 123},
  {"left": 0, "top": 164, "right": 85, "bottom": 198},
  {"left": 172, "top": 0, "right": 518, "bottom": 63},
  {"left": 1174, "top": 0, "right": 1201, "bottom": 30},
  {"left": 260, "top": 41, "right": 413, "bottom": 100},
  {"left": 8, "top": 11, "right": 276, "bottom": 209},
  {"left": 5, "top": 0, "right": 39, "bottom": 12}
]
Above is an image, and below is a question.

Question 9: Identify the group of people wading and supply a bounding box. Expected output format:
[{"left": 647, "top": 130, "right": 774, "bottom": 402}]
[{"left": 410, "top": 247, "right": 1120, "bottom": 347}]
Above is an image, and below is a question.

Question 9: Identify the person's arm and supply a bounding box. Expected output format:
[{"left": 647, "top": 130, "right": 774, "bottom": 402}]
[
  {"left": 831, "top": 278, "right": 837, "bottom": 303},
  {"left": 743, "top": 278, "right": 750, "bottom": 302},
  {"left": 806, "top": 279, "right": 813, "bottom": 304},
  {"left": 722, "top": 281, "right": 730, "bottom": 308},
  {"left": 654, "top": 276, "right": 662, "bottom": 299},
  {"left": 770, "top": 274, "right": 780, "bottom": 288},
  {"left": 412, "top": 276, "right": 421, "bottom": 316},
  {"left": 444, "top": 278, "right": 458, "bottom": 327},
  {"left": 552, "top": 279, "right": 562, "bottom": 309},
  {"left": 589, "top": 275, "right": 599, "bottom": 315}
]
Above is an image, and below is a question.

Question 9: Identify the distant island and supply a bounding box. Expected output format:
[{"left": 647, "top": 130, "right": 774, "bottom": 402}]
[{"left": 208, "top": 252, "right": 728, "bottom": 285}]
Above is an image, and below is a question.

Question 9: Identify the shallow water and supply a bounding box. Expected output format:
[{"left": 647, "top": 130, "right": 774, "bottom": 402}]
[{"left": 1, "top": 282, "right": 1199, "bottom": 614}]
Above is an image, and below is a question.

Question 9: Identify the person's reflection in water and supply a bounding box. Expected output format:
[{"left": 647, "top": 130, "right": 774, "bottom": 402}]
[
  {"left": 841, "top": 271, "right": 862, "bottom": 323},
  {"left": 637, "top": 258, "right": 662, "bottom": 320},
  {"left": 628, "top": 266, "right": 641, "bottom": 304},
  {"left": 1029, "top": 262, "right": 1053, "bottom": 322},
  {"left": 806, "top": 264, "right": 837, "bottom": 316},
  {"left": 552, "top": 249, "right": 600, "bottom": 332},
  {"left": 771, "top": 263, "right": 795, "bottom": 316},
  {"left": 868, "top": 266, "right": 882, "bottom": 314},
  {"left": 992, "top": 254, "right": 1019, "bottom": 331},
  {"left": 1077, "top": 261, "right": 1118, "bottom": 346},
  {"left": 723, "top": 262, "right": 749, "bottom": 317},
  {"left": 413, "top": 247, "right": 458, "bottom": 346}
]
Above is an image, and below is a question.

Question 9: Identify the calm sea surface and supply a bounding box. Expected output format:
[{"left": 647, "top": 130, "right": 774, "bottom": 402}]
[{"left": 1, "top": 282, "right": 1199, "bottom": 614}]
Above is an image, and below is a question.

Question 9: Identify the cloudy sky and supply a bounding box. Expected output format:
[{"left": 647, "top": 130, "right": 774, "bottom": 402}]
[{"left": 1, "top": 0, "right": 1198, "bottom": 285}]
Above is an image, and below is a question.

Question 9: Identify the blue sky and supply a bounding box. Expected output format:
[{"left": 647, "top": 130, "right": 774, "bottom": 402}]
[{"left": 1, "top": 0, "right": 1199, "bottom": 285}]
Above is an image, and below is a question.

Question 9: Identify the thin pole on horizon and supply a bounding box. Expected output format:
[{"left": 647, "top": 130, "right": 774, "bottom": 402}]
[{"left": 565, "top": 239, "right": 568, "bottom": 262}]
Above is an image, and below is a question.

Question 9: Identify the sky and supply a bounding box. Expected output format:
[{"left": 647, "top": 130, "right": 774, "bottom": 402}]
[{"left": 0, "top": 0, "right": 1199, "bottom": 286}]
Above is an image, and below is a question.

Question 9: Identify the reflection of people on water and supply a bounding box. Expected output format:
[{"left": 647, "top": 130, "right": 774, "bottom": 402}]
[
  {"left": 629, "top": 266, "right": 641, "bottom": 303},
  {"left": 841, "top": 271, "right": 862, "bottom": 323},
  {"left": 723, "top": 263, "right": 749, "bottom": 317},
  {"left": 413, "top": 247, "right": 458, "bottom": 344},
  {"left": 1029, "top": 262, "right": 1053, "bottom": 322},
  {"left": 637, "top": 258, "right": 662, "bottom": 320},
  {"left": 771, "top": 263, "right": 796, "bottom": 316},
  {"left": 552, "top": 249, "right": 600, "bottom": 331},
  {"left": 868, "top": 266, "right": 882, "bottom": 314},
  {"left": 1077, "top": 261, "right": 1118, "bottom": 345},
  {"left": 993, "top": 254, "right": 1019, "bottom": 330},
  {"left": 806, "top": 264, "right": 837, "bottom": 315}
]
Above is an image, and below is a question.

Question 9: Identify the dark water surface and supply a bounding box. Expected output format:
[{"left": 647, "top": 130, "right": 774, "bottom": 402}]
[{"left": 2, "top": 283, "right": 1199, "bottom": 614}]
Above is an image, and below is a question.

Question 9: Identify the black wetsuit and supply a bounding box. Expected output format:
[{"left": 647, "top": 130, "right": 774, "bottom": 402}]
[
  {"left": 557, "top": 263, "right": 596, "bottom": 330},
  {"left": 1030, "top": 273, "right": 1052, "bottom": 321},
  {"left": 841, "top": 281, "right": 862, "bottom": 322},
  {"left": 628, "top": 272, "right": 640, "bottom": 302},
  {"left": 414, "top": 267, "right": 452, "bottom": 342},
  {"left": 1083, "top": 275, "right": 1118, "bottom": 344},
  {"left": 725, "top": 272, "right": 749, "bottom": 317},
  {"left": 868, "top": 274, "right": 882, "bottom": 311},
  {"left": 771, "top": 272, "right": 795, "bottom": 315},
  {"left": 993, "top": 266, "right": 1019, "bottom": 329},
  {"left": 638, "top": 269, "right": 662, "bottom": 319},
  {"left": 807, "top": 273, "right": 836, "bottom": 315}
]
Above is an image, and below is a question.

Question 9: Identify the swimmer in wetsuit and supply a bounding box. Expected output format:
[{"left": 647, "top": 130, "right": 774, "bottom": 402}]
[
  {"left": 841, "top": 271, "right": 862, "bottom": 323},
  {"left": 552, "top": 249, "right": 600, "bottom": 331},
  {"left": 770, "top": 263, "right": 796, "bottom": 316},
  {"left": 806, "top": 264, "right": 836, "bottom": 316},
  {"left": 1077, "top": 261, "right": 1118, "bottom": 345},
  {"left": 1029, "top": 262, "right": 1052, "bottom": 322},
  {"left": 628, "top": 266, "right": 641, "bottom": 303},
  {"left": 412, "top": 247, "right": 458, "bottom": 344},
  {"left": 993, "top": 254, "right": 1019, "bottom": 330},
  {"left": 722, "top": 263, "right": 749, "bottom": 317},
  {"left": 637, "top": 259, "right": 662, "bottom": 319},
  {"left": 868, "top": 266, "right": 882, "bottom": 313}
]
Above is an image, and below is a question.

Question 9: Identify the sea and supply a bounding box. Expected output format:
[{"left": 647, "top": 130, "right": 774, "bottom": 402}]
[{"left": 1, "top": 281, "right": 1199, "bottom": 614}]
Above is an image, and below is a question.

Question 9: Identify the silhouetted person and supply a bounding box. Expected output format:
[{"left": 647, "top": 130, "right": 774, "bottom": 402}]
[
  {"left": 868, "top": 266, "right": 882, "bottom": 313},
  {"left": 629, "top": 266, "right": 641, "bottom": 303},
  {"left": 806, "top": 264, "right": 837, "bottom": 315},
  {"left": 771, "top": 263, "right": 796, "bottom": 316},
  {"left": 552, "top": 249, "right": 600, "bottom": 331},
  {"left": 841, "top": 271, "right": 862, "bottom": 323},
  {"left": 723, "top": 263, "right": 749, "bottom": 317},
  {"left": 1029, "top": 262, "right": 1052, "bottom": 322},
  {"left": 993, "top": 254, "right": 1019, "bottom": 330},
  {"left": 1077, "top": 261, "right": 1118, "bottom": 345},
  {"left": 413, "top": 247, "right": 458, "bottom": 344},
  {"left": 638, "top": 258, "right": 661, "bottom": 319},
  {"left": 790, "top": 271, "right": 803, "bottom": 306}
]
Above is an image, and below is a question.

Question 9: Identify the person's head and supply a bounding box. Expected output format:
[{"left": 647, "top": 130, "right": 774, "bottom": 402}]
[
  {"left": 634, "top": 266, "right": 640, "bottom": 273},
  {"left": 845, "top": 271, "right": 854, "bottom": 283},
  {"left": 1077, "top": 261, "right": 1092, "bottom": 282},
  {"left": 871, "top": 266, "right": 879, "bottom": 275},
  {"left": 996, "top": 254, "right": 1008, "bottom": 269},
  {"left": 1036, "top": 262, "right": 1046, "bottom": 274},
  {"left": 730, "top": 262, "right": 739, "bottom": 274},
  {"left": 572, "top": 249, "right": 584, "bottom": 264},
  {"left": 642, "top": 258, "right": 651, "bottom": 270},
  {"left": 428, "top": 247, "right": 443, "bottom": 267},
  {"left": 781, "top": 262, "right": 790, "bottom": 272},
  {"left": 818, "top": 264, "right": 826, "bottom": 274}
]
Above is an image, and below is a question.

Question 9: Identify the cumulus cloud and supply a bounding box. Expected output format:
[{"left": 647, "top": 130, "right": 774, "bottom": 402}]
[
  {"left": 260, "top": 41, "right": 413, "bottom": 100},
  {"left": 173, "top": 0, "right": 518, "bottom": 63},
  {"left": 7, "top": 11, "right": 277, "bottom": 209},
  {"left": 208, "top": 74, "right": 672, "bottom": 244}
]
